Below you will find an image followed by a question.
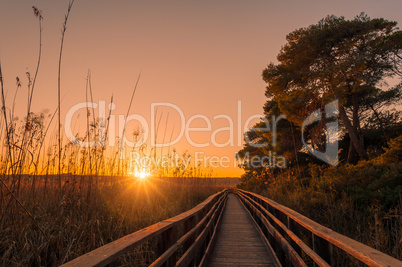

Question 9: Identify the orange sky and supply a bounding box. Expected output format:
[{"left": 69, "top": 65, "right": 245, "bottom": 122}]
[{"left": 1, "top": 0, "right": 401, "bottom": 177}]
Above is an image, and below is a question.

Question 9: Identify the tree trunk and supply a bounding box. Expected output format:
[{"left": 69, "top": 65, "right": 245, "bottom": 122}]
[
  {"left": 347, "top": 94, "right": 363, "bottom": 163},
  {"left": 339, "top": 105, "right": 369, "bottom": 160},
  {"left": 347, "top": 139, "right": 358, "bottom": 164}
]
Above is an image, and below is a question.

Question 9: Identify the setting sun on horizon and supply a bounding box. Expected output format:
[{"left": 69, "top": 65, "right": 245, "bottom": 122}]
[
  {"left": 2, "top": 1, "right": 401, "bottom": 177},
  {"left": 1, "top": 1, "right": 401, "bottom": 265}
]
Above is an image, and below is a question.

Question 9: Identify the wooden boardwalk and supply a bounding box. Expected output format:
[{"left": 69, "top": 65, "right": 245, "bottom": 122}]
[
  {"left": 207, "top": 194, "right": 278, "bottom": 267},
  {"left": 62, "top": 189, "right": 402, "bottom": 267}
]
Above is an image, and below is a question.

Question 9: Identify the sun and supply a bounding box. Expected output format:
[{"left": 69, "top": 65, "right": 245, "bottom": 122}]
[
  {"left": 138, "top": 171, "right": 148, "bottom": 179},
  {"left": 128, "top": 168, "right": 151, "bottom": 179}
]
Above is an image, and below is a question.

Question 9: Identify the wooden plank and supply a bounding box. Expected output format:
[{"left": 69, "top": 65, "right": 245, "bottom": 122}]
[
  {"left": 200, "top": 194, "right": 227, "bottom": 267},
  {"left": 157, "top": 226, "right": 177, "bottom": 267},
  {"left": 238, "top": 191, "right": 329, "bottom": 267},
  {"left": 177, "top": 193, "right": 225, "bottom": 248},
  {"left": 176, "top": 219, "right": 209, "bottom": 267},
  {"left": 60, "top": 220, "right": 174, "bottom": 267},
  {"left": 239, "top": 189, "right": 402, "bottom": 267},
  {"left": 183, "top": 215, "right": 196, "bottom": 251},
  {"left": 239, "top": 194, "right": 306, "bottom": 267},
  {"left": 313, "top": 234, "right": 333, "bottom": 266},
  {"left": 150, "top": 242, "right": 178, "bottom": 267},
  {"left": 288, "top": 216, "right": 302, "bottom": 256},
  {"left": 152, "top": 193, "right": 227, "bottom": 267},
  {"left": 207, "top": 194, "right": 278, "bottom": 267},
  {"left": 236, "top": 196, "right": 282, "bottom": 267},
  {"left": 177, "top": 193, "right": 227, "bottom": 267},
  {"left": 62, "top": 190, "right": 227, "bottom": 267}
]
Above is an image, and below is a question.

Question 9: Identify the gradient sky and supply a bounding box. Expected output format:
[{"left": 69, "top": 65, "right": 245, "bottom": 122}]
[{"left": 1, "top": 0, "right": 401, "bottom": 177}]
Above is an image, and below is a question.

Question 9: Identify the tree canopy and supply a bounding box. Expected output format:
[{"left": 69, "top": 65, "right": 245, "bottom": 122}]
[
  {"left": 238, "top": 13, "right": 402, "bottom": 187},
  {"left": 261, "top": 13, "right": 402, "bottom": 162},
  {"left": 237, "top": 14, "right": 402, "bottom": 260}
]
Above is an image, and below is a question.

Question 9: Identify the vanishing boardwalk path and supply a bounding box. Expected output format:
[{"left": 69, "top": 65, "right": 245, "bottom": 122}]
[
  {"left": 63, "top": 189, "right": 402, "bottom": 267},
  {"left": 207, "top": 194, "right": 277, "bottom": 266}
]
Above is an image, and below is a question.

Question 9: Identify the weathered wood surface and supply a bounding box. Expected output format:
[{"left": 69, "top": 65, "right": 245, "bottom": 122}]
[
  {"left": 238, "top": 192, "right": 306, "bottom": 266},
  {"left": 207, "top": 194, "right": 278, "bottom": 267},
  {"left": 62, "top": 189, "right": 401, "bottom": 267},
  {"left": 61, "top": 190, "right": 227, "bottom": 267},
  {"left": 239, "top": 189, "right": 402, "bottom": 267},
  {"left": 238, "top": 191, "right": 327, "bottom": 266}
]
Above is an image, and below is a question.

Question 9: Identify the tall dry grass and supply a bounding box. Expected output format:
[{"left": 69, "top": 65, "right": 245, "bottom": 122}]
[
  {"left": 0, "top": 175, "right": 229, "bottom": 266},
  {"left": 0, "top": 3, "right": 235, "bottom": 266}
]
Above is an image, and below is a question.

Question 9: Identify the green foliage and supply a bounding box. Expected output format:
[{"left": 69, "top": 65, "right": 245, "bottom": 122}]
[
  {"left": 262, "top": 13, "right": 402, "bottom": 161},
  {"left": 377, "top": 134, "right": 402, "bottom": 164},
  {"left": 238, "top": 13, "right": 402, "bottom": 260},
  {"left": 238, "top": 136, "right": 402, "bottom": 259}
]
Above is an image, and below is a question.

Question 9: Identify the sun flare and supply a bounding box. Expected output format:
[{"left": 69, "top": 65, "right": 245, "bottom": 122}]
[
  {"left": 138, "top": 171, "right": 148, "bottom": 179},
  {"left": 130, "top": 169, "right": 150, "bottom": 179}
]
